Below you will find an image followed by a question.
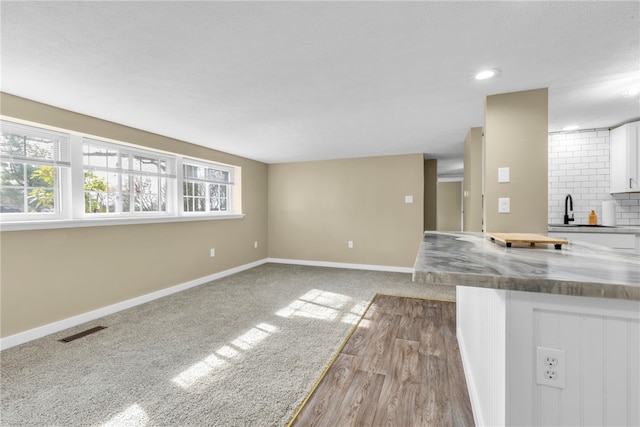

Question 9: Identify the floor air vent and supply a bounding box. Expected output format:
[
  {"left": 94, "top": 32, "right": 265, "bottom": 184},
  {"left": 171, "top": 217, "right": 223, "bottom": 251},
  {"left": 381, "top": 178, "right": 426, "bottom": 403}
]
[{"left": 59, "top": 326, "right": 107, "bottom": 343}]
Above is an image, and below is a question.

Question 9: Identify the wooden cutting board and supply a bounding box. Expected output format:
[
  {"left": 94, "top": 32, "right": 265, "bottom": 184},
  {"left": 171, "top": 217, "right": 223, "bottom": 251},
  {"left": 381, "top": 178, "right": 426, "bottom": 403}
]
[{"left": 487, "top": 232, "right": 568, "bottom": 250}]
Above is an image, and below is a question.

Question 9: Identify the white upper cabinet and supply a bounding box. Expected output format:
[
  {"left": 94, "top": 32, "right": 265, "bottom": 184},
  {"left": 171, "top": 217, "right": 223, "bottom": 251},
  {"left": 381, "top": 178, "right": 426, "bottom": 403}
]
[{"left": 611, "top": 121, "right": 640, "bottom": 193}]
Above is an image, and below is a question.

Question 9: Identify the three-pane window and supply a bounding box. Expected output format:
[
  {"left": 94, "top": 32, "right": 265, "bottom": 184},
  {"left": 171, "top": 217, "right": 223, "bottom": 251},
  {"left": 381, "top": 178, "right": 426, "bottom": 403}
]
[{"left": 0, "top": 120, "right": 236, "bottom": 224}]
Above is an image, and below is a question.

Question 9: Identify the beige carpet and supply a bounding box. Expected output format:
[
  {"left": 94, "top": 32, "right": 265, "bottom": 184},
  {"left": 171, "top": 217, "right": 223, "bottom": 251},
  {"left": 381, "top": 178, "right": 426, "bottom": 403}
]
[{"left": 0, "top": 263, "right": 455, "bottom": 426}]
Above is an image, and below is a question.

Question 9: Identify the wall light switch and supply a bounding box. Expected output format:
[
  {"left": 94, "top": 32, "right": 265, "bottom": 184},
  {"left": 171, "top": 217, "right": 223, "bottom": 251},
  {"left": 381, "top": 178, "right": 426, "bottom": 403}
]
[
  {"left": 498, "top": 197, "right": 510, "bottom": 213},
  {"left": 498, "top": 167, "right": 510, "bottom": 183},
  {"left": 405, "top": 195, "right": 413, "bottom": 204}
]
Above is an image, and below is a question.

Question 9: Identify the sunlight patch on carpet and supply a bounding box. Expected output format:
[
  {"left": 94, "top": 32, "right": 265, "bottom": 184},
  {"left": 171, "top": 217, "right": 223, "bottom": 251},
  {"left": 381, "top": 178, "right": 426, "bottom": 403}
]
[
  {"left": 276, "top": 289, "right": 351, "bottom": 321},
  {"left": 172, "top": 354, "right": 227, "bottom": 388},
  {"left": 172, "top": 323, "right": 279, "bottom": 389},
  {"left": 100, "top": 403, "right": 149, "bottom": 427},
  {"left": 231, "top": 323, "right": 278, "bottom": 351}
]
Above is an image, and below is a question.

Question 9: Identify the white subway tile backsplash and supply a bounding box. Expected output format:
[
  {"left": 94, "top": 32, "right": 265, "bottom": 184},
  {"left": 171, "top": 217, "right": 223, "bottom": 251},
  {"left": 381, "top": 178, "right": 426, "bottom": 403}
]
[{"left": 548, "top": 129, "right": 640, "bottom": 226}]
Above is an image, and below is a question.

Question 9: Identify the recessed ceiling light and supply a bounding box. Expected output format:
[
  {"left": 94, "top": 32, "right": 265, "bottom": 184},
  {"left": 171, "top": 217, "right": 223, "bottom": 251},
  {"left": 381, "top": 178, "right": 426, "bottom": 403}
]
[
  {"left": 562, "top": 125, "right": 579, "bottom": 131},
  {"left": 622, "top": 89, "right": 638, "bottom": 97},
  {"left": 475, "top": 68, "right": 501, "bottom": 80}
]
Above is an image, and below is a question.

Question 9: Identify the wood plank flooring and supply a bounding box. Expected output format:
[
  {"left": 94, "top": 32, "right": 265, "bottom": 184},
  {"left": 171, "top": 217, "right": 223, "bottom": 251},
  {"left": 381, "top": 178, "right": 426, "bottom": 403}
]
[{"left": 289, "top": 295, "right": 475, "bottom": 427}]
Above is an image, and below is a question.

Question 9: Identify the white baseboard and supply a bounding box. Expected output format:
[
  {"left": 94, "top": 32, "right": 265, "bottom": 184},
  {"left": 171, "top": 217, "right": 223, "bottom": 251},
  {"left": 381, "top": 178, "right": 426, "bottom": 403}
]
[
  {"left": 0, "top": 258, "right": 268, "bottom": 351},
  {"left": 1, "top": 258, "right": 410, "bottom": 351},
  {"left": 267, "top": 257, "right": 414, "bottom": 274},
  {"left": 457, "top": 325, "right": 483, "bottom": 427}
]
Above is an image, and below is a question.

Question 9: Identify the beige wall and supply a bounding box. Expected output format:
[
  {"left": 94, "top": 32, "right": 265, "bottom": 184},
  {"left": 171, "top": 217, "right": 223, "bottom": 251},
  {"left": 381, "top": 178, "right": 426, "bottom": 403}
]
[
  {"left": 0, "top": 94, "right": 268, "bottom": 338},
  {"left": 423, "top": 159, "right": 437, "bottom": 231},
  {"left": 463, "top": 127, "right": 483, "bottom": 231},
  {"left": 268, "top": 154, "right": 424, "bottom": 268},
  {"left": 437, "top": 181, "right": 462, "bottom": 231},
  {"left": 483, "top": 88, "right": 548, "bottom": 233}
]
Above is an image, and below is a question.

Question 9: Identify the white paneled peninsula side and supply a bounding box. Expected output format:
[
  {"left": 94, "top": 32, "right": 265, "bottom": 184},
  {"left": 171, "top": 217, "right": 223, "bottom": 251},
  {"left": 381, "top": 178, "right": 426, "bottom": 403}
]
[{"left": 413, "top": 232, "right": 640, "bottom": 427}]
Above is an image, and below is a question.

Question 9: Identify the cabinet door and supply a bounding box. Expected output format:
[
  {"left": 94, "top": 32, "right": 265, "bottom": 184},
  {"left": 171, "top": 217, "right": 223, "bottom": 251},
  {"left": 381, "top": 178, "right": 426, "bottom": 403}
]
[
  {"left": 610, "top": 121, "right": 640, "bottom": 193},
  {"left": 611, "top": 125, "right": 627, "bottom": 193},
  {"left": 630, "top": 121, "right": 640, "bottom": 191}
]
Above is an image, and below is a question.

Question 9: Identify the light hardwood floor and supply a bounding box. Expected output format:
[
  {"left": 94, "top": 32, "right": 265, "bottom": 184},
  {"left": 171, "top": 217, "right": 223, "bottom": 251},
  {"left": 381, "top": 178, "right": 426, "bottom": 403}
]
[{"left": 289, "top": 294, "right": 475, "bottom": 426}]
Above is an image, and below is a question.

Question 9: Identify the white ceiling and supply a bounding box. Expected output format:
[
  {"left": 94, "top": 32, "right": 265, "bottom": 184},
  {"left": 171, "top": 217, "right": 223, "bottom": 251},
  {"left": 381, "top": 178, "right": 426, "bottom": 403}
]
[{"left": 1, "top": 2, "right": 639, "bottom": 175}]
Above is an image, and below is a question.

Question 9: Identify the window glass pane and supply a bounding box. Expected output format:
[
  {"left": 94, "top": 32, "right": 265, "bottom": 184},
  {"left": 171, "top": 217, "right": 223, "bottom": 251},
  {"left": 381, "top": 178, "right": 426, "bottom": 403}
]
[
  {"left": 141, "top": 157, "right": 158, "bottom": 174},
  {"left": 1, "top": 162, "right": 24, "bottom": 186},
  {"left": 24, "top": 137, "right": 54, "bottom": 160},
  {"left": 135, "top": 194, "right": 158, "bottom": 212},
  {"left": 122, "top": 192, "right": 131, "bottom": 212},
  {"left": 106, "top": 149, "right": 119, "bottom": 169},
  {"left": 0, "top": 187, "right": 25, "bottom": 213},
  {"left": 86, "top": 146, "right": 108, "bottom": 168},
  {"left": 105, "top": 172, "right": 119, "bottom": 193},
  {"left": 106, "top": 193, "right": 117, "bottom": 213},
  {"left": 220, "top": 198, "right": 227, "bottom": 211},
  {"left": 84, "top": 170, "right": 107, "bottom": 213},
  {"left": 1, "top": 134, "right": 26, "bottom": 157},
  {"left": 27, "top": 164, "right": 55, "bottom": 187},
  {"left": 122, "top": 174, "right": 130, "bottom": 193},
  {"left": 28, "top": 189, "right": 55, "bottom": 213},
  {"left": 183, "top": 164, "right": 195, "bottom": 179},
  {"left": 121, "top": 153, "right": 130, "bottom": 170},
  {"left": 195, "top": 197, "right": 206, "bottom": 212},
  {"left": 194, "top": 182, "right": 205, "bottom": 197},
  {"left": 85, "top": 191, "right": 103, "bottom": 213},
  {"left": 206, "top": 168, "right": 229, "bottom": 182}
]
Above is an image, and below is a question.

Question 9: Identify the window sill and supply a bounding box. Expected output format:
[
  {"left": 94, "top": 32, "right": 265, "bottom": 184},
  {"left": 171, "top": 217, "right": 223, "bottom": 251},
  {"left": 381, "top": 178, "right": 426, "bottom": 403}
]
[{"left": 0, "top": 213, "right": 245, "bottom": 232}]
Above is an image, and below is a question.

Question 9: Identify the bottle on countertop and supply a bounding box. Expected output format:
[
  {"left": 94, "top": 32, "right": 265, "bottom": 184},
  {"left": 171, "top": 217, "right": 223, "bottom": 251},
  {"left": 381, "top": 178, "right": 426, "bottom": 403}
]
[{"left": 589, "top": 210, "right": 597, "bottom": 225}]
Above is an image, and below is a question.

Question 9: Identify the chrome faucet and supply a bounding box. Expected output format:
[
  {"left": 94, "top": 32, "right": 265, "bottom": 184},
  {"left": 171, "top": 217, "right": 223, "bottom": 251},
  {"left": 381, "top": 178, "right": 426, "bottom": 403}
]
[{"left": 564, "top": 194, "right": 574, "bottom": 225}]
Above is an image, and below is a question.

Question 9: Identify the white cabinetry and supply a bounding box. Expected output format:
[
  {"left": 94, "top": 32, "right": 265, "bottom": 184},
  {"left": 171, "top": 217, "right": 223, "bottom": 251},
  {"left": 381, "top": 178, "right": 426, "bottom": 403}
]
[
  {"left": 611, "top": 121, "right": 640, "bottom": 193},
  {"left": 548, "top": 231, "right": 637, "bottom": 251},
  {"left": 457, "top": 286, "right": 640, "bottom": 427}
]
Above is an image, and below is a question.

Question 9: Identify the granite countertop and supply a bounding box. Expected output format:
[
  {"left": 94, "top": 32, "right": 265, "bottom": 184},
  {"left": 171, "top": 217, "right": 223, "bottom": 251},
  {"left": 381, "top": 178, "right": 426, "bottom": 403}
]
[
  {"left": 548, "top": 225, "right": 640, "bottom": 234},
  {"left": 413, "top": 232, "right": 640, "bottom": 301}
]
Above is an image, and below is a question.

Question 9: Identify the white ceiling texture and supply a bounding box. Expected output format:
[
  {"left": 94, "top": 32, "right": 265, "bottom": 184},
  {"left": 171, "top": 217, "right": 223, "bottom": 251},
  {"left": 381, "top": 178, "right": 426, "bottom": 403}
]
[{"left": 1, "top": 1, "right": 639, "bottom": 176}]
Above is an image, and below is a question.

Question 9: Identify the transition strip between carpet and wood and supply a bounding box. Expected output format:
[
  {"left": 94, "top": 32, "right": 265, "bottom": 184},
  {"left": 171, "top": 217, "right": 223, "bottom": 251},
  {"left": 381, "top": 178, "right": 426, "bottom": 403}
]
[{"left": 287, "top": 293, "right": 474, "bottom": 427}]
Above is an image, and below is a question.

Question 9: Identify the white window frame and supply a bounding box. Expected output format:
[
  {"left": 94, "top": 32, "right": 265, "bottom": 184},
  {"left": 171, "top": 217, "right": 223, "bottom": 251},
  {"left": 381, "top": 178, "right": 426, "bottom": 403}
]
[
  {"left": 81, "top": 137, "right": 177, "bottom": 218},
  {"left": 0, "top": 118, "right": 243, "bottom": 231},
  {"left": 180, "top": 157, "right": 234, "bottom": 216},
  {"left": 0, "top": 121, "right": 71, "bottom": 221}
]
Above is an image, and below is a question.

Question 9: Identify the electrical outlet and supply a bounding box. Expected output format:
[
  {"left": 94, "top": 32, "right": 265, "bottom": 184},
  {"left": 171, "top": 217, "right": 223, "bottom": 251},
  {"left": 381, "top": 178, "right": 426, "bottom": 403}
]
[
  {"left": 210, "top": 248, "right": 215, "bottom": 257},
  {"left": 348, "top": 240, "right": 354, "bottom": 249},
  {"left": 254, "top": 241, "right": 258, "bottom": 249},
  {"left": 536, "top": 347, "right": 565, "bottom": 389}
]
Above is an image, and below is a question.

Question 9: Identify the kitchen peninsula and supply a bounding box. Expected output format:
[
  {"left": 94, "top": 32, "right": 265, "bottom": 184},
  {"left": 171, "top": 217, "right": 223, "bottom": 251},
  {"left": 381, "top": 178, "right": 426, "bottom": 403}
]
[{"left": 413, "top": 232, "right": 640, "bottom": 427}]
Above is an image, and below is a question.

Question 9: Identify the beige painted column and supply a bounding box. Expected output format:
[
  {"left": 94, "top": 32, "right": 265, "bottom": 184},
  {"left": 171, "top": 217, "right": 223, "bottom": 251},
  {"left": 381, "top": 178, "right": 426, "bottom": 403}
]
[
  {"left": 463, "top": 127, "right": 483, "bottom": 231},
  {"left": 483, "top": 88, "right": 548, "bottom": 233},
  {"left": 424, "top": 158, "right": 438, "bottom": 231}
]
